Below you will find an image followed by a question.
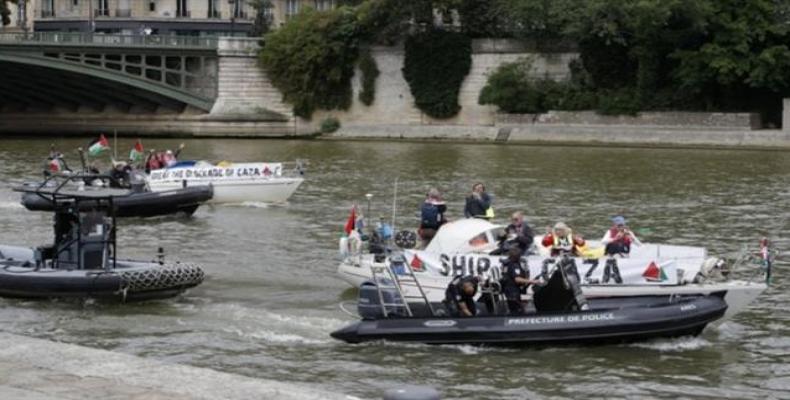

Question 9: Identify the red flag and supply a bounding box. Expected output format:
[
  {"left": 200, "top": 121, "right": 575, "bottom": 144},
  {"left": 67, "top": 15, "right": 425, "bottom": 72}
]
[
  {"left": 410, "top": 254, "right": 423, "bottom": 271},
  {"left": 343, "top": 206, "right": 356, "bottom": 235}
]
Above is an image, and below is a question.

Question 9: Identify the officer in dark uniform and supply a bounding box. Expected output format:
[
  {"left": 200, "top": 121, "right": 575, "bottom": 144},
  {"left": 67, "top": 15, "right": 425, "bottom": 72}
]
[
  {"left": 444, "top": 275, "right": 479, "bottom": 317},
  {"left": 500, "top": 247, "right": 530, "bottom": 315}
]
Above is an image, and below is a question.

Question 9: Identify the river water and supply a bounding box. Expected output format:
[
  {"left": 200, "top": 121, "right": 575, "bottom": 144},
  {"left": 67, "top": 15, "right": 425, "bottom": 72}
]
[{"left": 0, "top": 138, "right": 788, "bottom": 399}]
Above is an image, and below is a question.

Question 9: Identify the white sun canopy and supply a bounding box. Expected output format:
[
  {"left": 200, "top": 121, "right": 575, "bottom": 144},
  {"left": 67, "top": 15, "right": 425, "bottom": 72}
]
[{"left": 424, "top": 218, "right": 505, "bottom": 255}]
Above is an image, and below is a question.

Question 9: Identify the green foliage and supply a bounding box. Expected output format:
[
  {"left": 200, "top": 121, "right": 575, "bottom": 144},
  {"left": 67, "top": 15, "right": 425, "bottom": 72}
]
[
  {"left": 320, "top": 117, "right": 341, "bottom": 133},
  {"left": 596, "top": 89, "right": 641, "bottom": 116},
  {"left": 495, "top": 0, "right": 577, "bottom": 40},
  {"left": 479, "top": 58, "right": 596, "bottom": 114},
  {"left": 259, "top": 7, "right": 360, "bottom": 119},
  {"left": 358, "top": 49, "right": 380, "bottom": 106},
  {"left": 455, "top": 0, "right": 508, "bottom": 38},
  {"left": 403, "top": 29, "right": 472, "bottom": 119}
]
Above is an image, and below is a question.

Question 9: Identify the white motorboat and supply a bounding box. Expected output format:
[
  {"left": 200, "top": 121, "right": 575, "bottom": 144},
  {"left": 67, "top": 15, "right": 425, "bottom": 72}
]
[
  {"left": 147, "top": 161, "right": 304, "bottom": 204},
  {"left": 337, "top": 219, "right": 769, "bottom": 321}
]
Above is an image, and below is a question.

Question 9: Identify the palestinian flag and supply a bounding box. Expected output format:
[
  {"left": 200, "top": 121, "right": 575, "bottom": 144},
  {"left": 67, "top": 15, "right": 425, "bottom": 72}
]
[
  {"left": 88, "top": 134, "right": 110, "bottom": 157},
  {"left": 129, "top": 139, "right": 144, "bottom": 162},
  {"left": 642, "top": 261, "right": 668, "bottom": 282},
  {"left": 410, "top": 254, "right": 424, "bottom": 271}
]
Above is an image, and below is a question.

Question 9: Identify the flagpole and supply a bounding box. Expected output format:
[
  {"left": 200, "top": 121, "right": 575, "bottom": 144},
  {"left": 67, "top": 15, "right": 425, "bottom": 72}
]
[{"left": 391, "top": 177, "right": 398, "bottom": 233}]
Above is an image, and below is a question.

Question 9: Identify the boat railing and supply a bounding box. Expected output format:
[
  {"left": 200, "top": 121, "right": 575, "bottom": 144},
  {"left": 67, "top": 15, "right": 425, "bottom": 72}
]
[
  {"left": 15, "top": 173, "right": 122, "bottom": 271},
  {"left": 281, "top": 159, "right": 308, "bottom": 178},
  {"left": 370, "top": 254, "right": 437, "bottom": 318}
]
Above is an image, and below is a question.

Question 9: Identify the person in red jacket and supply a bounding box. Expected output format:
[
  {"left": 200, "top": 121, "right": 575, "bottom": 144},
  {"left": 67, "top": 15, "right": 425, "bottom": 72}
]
[
  {"left": 601, "top": 216, "right": 641, "bottom": 256},
  {"left": 542, "top": 222, "right": 585, "bottom": 257}
]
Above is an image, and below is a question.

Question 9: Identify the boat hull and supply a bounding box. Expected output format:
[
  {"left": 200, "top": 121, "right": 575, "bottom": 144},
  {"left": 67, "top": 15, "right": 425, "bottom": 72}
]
[
  {"left": 148, "top": 178, "right": 303, "bottom": 204},
  {"left": 337, "top": 260, "right": 764, "bottom": 321},
  {"left": 0, "top": 246, "right": 204, "bottom": 302},
  {"left": 21, "top": 186, "right": 213, "bottom": 218},
  {"left": 331, "top": 295, "right": 727, "bottom": 345}
]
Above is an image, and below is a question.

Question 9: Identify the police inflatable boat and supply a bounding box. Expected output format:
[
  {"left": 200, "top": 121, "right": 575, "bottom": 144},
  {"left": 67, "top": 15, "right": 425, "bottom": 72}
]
[
  {"left": 21, "top": 173, "right": 212, "bottom": 218},
  {"left": 330, "top": 266, "right": 728, "bottom": 345},
  {"left": 4, "top": 184, "right": 205, "bottom": 301}
]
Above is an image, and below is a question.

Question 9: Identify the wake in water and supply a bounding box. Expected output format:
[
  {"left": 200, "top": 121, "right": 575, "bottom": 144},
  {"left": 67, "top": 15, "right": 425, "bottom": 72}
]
[
  {"left": 204, "top": 303, "right": 345, "bottom": 346},
  {"left": 0, "top": 201, "right": 22, "bottom": 209},
  {"left": 627, "top": 336, "right": 712, "bottom": 352}
]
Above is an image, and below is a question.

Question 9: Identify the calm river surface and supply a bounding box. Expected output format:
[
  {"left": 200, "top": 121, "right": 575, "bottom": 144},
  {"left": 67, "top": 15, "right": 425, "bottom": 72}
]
[{"left": 0, "top": 138, "right": 788, "bottom": 399}]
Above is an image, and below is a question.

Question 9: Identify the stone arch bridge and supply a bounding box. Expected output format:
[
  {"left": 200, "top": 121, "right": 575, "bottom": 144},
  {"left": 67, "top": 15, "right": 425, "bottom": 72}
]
[{"left": 0, "top": 33, "right": 295, "bottom": 136}]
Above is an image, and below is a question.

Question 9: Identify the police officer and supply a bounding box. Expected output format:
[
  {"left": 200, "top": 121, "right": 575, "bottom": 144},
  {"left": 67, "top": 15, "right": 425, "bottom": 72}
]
[
  {"left": 444, "top": 275, "right": 479, "bottom": 317},
  {"left": 500, "top": 247, "right": 531, "bottom": 315}
]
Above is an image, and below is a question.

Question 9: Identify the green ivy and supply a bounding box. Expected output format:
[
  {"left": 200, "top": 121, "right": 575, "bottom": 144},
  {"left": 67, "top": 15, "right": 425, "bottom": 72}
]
[
  {"left": 259, "top": 7, "right": 360, "bottom": 119},
  {"left": 402, "top": 29, "right": 472, "bottom": 119},
  {"left": 320, "top": 117, "right": 341, "bottom": 133},
  {"left": 358, "top": 49, "right": 380, "bottom": 106}
]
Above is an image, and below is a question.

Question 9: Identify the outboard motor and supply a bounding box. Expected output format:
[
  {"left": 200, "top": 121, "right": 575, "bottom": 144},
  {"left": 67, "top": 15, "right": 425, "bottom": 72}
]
[
  {"left": 533, "top": 257, "right": 589, "bottom": 312},
  {"left": 129, "top": 171, "right": 148, "bottom": 193},
  {"left": 357, "top": 281, "right": 408, "bottom": 320}
]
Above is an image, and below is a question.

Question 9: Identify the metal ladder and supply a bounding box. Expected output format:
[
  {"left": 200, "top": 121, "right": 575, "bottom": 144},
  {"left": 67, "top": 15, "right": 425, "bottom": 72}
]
[
  {"left": 369, "top": 257, "right": 436, "bottom": 318},
  {"left": 391, "top": 260, "right": 436, "bottom": 317}
]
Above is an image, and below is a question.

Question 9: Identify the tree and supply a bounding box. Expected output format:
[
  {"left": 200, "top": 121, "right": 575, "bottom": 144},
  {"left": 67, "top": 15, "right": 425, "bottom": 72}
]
[
  {"left": 259, "top": 7, "right": 360, "bottom": 118},
  {"left": 672, "top": 0, "right": 790, "bottom": 101},
  {"left": 495, "top": 0, "right": 577, "bottom": 40}
]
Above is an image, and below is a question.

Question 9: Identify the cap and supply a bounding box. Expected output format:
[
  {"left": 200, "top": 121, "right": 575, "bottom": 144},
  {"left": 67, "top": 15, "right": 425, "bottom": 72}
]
[
  {"left": 553, "top": 222, "right": 569, "bottom": 231},
  {"left": 612, "top": 216, "right": 627, "bottom": 226}
]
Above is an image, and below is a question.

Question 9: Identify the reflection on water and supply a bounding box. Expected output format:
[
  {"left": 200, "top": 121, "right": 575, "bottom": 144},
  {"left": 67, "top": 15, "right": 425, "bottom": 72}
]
[{"left": 0, "top": 137, "right": 788, "bottom": 399}]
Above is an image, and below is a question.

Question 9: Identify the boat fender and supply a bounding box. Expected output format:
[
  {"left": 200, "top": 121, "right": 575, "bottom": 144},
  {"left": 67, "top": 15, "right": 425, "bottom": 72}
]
[{"left": 339, "top": 237, "right": 350, "bottom": 259}]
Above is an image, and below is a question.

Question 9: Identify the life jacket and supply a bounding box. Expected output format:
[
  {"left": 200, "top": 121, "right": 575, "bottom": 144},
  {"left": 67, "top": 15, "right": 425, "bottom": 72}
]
[
  {"left": 608, "top": 228, "right": 632, "bottom": 245},
  {"left": 552, "top": 231, "right": 579, "bottom": 255},
  {"left": 48, "top": 158, "right": 61, "bottom": 173}
]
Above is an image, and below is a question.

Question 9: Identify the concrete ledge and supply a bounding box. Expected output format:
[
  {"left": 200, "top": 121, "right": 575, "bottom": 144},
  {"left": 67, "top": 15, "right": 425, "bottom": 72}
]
[
  {"left": 330, "top": 125, "right": 500, "bottom": 141},
  {"left": 508, "top": 125, "right": 790, "bottom": 147},
  {"left": 497, "top": 111, "right": 763, "bottom": 130},
  {"left": 0, "top": 332, "right": 350, "bottom": 400},
  {"left": 324, "top": 124, "right": 790, "bottom": 149}
]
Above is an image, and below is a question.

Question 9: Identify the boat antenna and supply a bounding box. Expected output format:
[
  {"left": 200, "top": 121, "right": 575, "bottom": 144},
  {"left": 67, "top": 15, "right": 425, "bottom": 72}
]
[
  {"left": 391, "top": 177, "right": 399, "bottom": 233},
  {"left": 77, "top": 147, "right": 86, "bottom": 173},
  {"left": 365, "top": 193, "right": 373, "bottom": 229}
]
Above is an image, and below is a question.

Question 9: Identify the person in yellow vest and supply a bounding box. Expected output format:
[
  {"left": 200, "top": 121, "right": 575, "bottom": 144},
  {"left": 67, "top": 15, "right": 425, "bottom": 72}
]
[
  {"left": 541, "top": 222, "right": 585, "bottom": 257},
  {"left": 464, "top": 183, "right": 494, "bottom": 220}
]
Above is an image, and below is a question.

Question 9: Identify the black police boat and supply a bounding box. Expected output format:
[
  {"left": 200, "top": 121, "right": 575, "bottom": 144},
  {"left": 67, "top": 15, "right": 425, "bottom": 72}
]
[
  {"left": 331, "top": 264, "right": 728, "bottom": 345},
  {"left": 21, "top": 173, "right": 212, "bottom": 218},
  {"left": 1, "top": 182, "right": 205, "bottom": 301}
]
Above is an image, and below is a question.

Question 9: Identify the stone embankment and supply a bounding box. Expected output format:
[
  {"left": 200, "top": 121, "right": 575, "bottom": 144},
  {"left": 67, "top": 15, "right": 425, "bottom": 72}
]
[
  {"left": 0, "top": 332, "right": 351, "bottom": 400},
  {"left": 326, "top": 110, "right": 790, "bottom": 150}
]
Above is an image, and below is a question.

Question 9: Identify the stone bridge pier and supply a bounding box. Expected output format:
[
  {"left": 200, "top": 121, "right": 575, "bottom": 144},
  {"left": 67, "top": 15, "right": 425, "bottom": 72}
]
[{"left": 0, "top": 33, "right": 302, "bottom": 137}]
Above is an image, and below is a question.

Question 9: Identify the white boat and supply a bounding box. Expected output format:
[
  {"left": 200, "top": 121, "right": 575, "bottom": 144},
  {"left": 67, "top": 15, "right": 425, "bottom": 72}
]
[
  {"left": 147, "top": 161, "right": 304, "bottom": 204},
  {"left": 337, "top": 219, "right": 769, "bottom": 321}
]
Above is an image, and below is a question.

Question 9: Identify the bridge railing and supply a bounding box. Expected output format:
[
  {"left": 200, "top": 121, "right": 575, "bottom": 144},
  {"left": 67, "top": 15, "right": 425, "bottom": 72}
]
[{"left": 0, "top": 32, "right": 219, "bottom": 49}]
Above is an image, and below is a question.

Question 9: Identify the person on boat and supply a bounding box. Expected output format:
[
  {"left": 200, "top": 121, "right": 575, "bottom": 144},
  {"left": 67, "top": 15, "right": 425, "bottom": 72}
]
[
  {"left": 601, "top": 215, "right": 641, "bottom": 256},
  {"left": 542, "top": 222, "right": 585, "bottom": 257},
  {"left": 43, "top": 148, "right": 71, "bottom": 177},
  {"left": 109, "top": 161, "right": 132, "bottom": 188},
  {"left": 500, "top": 247, "right": 532, "bottom": 315},
  {"left": 144, "top": 150, "right": 162, "bottom": 173},
  {"left": 464, "top": 183, "right": 493, "bottom": 220},
  {"left": 444, "top": 275, "right": 479, "bottom": 317},
  {"left": 490, "top": 212, "right": 534, "bottom": 255},
  {"left": 419, "top": 188, "right": 447, "bottom": 244}
]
